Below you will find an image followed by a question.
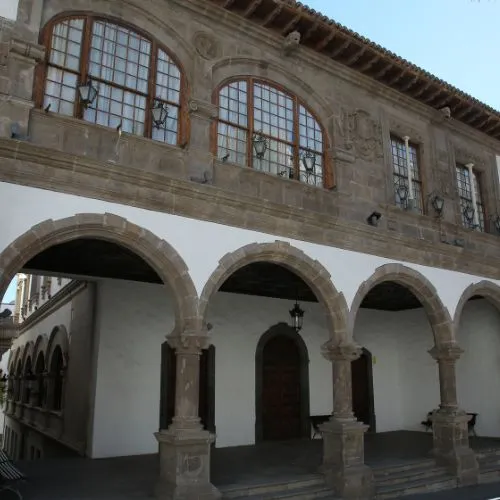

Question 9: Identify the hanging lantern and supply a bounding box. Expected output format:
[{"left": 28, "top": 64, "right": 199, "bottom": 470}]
[
  {"left": 463, "top": 203, "right": 475, "bottom": 224},
  {"left": 252, "top": 132, "right": 268, "bottom": 159},
  {"left": 151, "top": 100, "right": 169, "bottom": 129},
  {"left": 78, "top": 78, "right": 98, "bottom": 108},
  {"left": 289, "top": 301, "right": 304, "bottom": 333},
  {"left": 397, "top": 183, "right": 408, "bottom": 202},
  {"left": 301, "top": 151, "right": 316, "bottom": 173},
  {"left": 431, "top": 194, "right": 445, "bottom": 215}
]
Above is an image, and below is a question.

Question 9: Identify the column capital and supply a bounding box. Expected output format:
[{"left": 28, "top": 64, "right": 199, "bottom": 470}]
[
  {"left": 167, "top": 332, "right": 211, "bottom": 355},
  {"left": 429, "top": 343, "right": 463, "bottom": 362},
  {"left": 321, "top": 340, "right": 362, "bottom": 362}
]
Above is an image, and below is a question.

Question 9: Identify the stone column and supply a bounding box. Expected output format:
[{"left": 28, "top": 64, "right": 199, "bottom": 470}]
[
  {"left": 320, "top": 340, "right": 374, "bottom": 500},
  {"left": 155, "top": 332, "right": 220, "bottom": 500},
  {"left": 429, "top": 343, "right": 478, "bottom": 486}
]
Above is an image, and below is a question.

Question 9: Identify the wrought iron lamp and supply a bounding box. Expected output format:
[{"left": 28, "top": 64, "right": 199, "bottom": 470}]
[
  {"left": 252, "top": 131, "right": 268, "bottom": 159},
  {"left": 396, "top": 182, "right": 408, "bottom": 204},
  {"left": 431, "top": 194, "right": 445, "bottom": 216},
  {"left": 78, "top": 78, "right": 98, "bottom": 108},
  {"left": 289, "top": 300, "right": 304, "bottom": 333},
  {"left": 463, "top": 203, "right": 475, "bottom": 226},
  {"left": 301, "top": 151, "right": 316, "bottom": 173},
  {"left": 490, "top": 214, "right": 500, "bottom": 234},
  {"left": 151, "top": 100, "right": 169, "bottom": 129}
]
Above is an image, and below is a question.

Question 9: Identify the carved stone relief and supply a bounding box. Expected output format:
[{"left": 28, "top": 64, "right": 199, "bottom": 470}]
[
  {"left": 181, "top": 452, "right": 204, "bottom": 478},
  {"left": 193, "top": 32, "right": 219, "bottom": 60},
  {"left": 335, "top": 107, "right": 383, "bottom": 161}
]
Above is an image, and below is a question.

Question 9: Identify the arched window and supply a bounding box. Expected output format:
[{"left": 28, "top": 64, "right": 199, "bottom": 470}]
[
  {"left": 23, "top": 356, "right": 33, "bottom": 404},
  {"left": 50, "top": 346, "right": 64, "bottom": 411},
  {"left": 34, "top": 353, "right": 46, "bottom": 408},
  {"left": 15, "top": 361, "right": 22, "bottom": 402},
  {"left": 39, "top": 15, "right": 186, "bottom": 145},
  {"left": 215, "top": 78, "right": 332, "bottom": 188}
]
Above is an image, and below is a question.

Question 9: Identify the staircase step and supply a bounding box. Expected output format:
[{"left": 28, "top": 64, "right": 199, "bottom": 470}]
[
  {"left": 220, "top": 475, "right": 326, "bottom": 499},
  {"left": 372, "top": 459, "right": 436, "bottom": 477},
  {"left": 375, "top": 468, "right": 451, "bottom": 487},
  {"left": 375, "top": 476, "right": 456, "bottom": 499},
  {"left": 476, "top": 448, "right": 500, "bottom": 460}
]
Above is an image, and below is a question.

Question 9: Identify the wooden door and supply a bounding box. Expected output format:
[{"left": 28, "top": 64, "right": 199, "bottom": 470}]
[
  {"left": 262, "top": 335, "right": 301, "bottom": 441},
  {"left": 351, "top": 351, "right": 371, "bottom": 428}
]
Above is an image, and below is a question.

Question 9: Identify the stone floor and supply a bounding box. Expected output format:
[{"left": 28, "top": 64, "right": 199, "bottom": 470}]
[{"left": 10, "top": 432, "right": 500, "bottom": 499}]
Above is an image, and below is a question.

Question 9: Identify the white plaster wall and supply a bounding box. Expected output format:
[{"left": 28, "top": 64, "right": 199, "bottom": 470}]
[
  {"left": 0, "top": 0, "right": 18, "bottom": 21},
  {"left": 90, "top": 279, "right": 174, "bottom": 458},
  {"left": 0, "top": 350, "right": 10, "bottom": 434},
  {"left": 1, "top": 182, "right": 500, "bottom": 321},
  {"left": 456, "top": 299, "right": 500, "bottom": 437},
  {"left": 208, "top": 292, "right": 333, "bottom": 448},
  {"left": 355, "top": 307, "right": 439, "bottom": 433}
]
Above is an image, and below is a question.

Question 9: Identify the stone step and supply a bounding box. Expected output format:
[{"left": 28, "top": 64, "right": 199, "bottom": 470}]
[
  {"left": 475, "top": 448, "right": 500, "bottom": 460},
  {"left": 372, "top": 459, "right": 437, "bottom": 478},
  {"left": 375, "top": 475, "right": 456, "bottom": 499},
  {"left": 375, "top": 466, "right": 451, "bottom": 487},
  {"left": 220, "top": 474, "right": 328, "bottom": 499}
]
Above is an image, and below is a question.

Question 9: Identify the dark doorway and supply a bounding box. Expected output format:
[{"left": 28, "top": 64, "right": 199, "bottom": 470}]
[
  {"left": 255, "top": 323, "right": 310, "bottom": 442},
  {"left": 159, "top": 343, "right": 215, "bottom": 434},
  {"left": 351, "top": 348, "right": 375, "bottom": 432}
]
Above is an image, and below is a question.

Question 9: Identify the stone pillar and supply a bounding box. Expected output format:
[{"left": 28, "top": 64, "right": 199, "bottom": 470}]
[
  {"left": 320, "top": 340, "right": 374, "bottom": 500},
  {"left": 155, "top": 332, "right": 220, "bottom": 500},
  {"left": 429, "top": 343, "right": 478, "bottom": 486}
]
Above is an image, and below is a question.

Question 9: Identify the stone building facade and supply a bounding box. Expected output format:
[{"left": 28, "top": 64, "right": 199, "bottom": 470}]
[{"left": 1, "top": 0, "right": 500, "bottom": 499}]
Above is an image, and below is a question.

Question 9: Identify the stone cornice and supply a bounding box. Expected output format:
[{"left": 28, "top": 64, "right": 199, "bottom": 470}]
[
  {"left": 2, "top": 138, "right": 500, "bottom": 281},
  {"left": 18, "top": 280, "right": 86, "bottom": 335}
]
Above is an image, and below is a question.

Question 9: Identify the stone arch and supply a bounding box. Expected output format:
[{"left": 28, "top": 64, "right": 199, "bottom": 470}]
[
  {"left": 199, "top": 241, "right": 349, "bottom": 341},
  {"left": 350, "top": 263, "right": 453, "bottom": 345},
  {"left": 255, "top": 322, "right": 310, "bottom": 442},
  {"left": 9, "top": 347, "right": 21, "bottom": 373},
  {"left": 33, "top": 334, "right": 49, "bottom": 367},
  {"left": 47, "top": 326, "right": 70, "bottom": 368},
  {"left": 210, "top": 57, "right": 334, "bottom": 139},
  {"left": 21, "top": 341, "right": 34, "bottom": 372},
  {"left": 0, "top": 213, "right": 198, "bottom": 331},
  {"left": 453, "top": 281, "right": 500, "bottom": 331}
]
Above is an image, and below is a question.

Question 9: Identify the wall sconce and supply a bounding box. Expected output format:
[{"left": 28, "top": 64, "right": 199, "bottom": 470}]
[
  {"left": 151, "top": 100, "right": 169, "bottom": 129},
  {"left": 396, "top": 183, "right": 408, "bottom": 204},
  {"left": 431, "top": 194, "right": 445, "bottom": 216},
  {"left": 367, "top": 211, "right": 382, "bottom": 226},
  {"left": 78, "top": 78, "right": 98, "bottom": 108},
  {"left": 463, "top": 202, "right": 475, "bottom": 226},
  {"left": 252, "top": 131, "right": 268, "bottom": 159}
]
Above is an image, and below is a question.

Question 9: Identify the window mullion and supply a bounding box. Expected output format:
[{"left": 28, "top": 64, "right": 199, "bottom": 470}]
[
  {"left": 247, "top": 78, "right": 254, "bottom": 169},
  {"left": 292, "top": 96, "right": 300, "bottom": 181},
  {"left": 145, "top": 41, "right": 157, "bottom": 139},
  {"left": 77, "top": 16, "right": 93, "bottom": 120}
]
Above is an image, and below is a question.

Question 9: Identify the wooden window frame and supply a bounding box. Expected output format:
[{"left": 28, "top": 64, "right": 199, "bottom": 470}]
[
  {"left": 212, "top": 77, "right": 334, "bottom": 189},
  {"left": 390, "top": 134, "right": 424, "bottom": 214},
  {"left": 35, "top": 12, "right": 189, "bottom": 146},
  {"left": 455, "top": 163, "right": 486, "bottom": 232}
]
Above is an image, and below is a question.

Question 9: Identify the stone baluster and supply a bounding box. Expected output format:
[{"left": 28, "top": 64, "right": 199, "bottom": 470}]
[
  {"left": 155, "top": 331, "right": 220, "bottom": 500},
  {"left": 320, "top": 340, "right": 373, "bottom": 499},
  {"left": 429, "top": 343, "right": 478, "bottom": 486}
]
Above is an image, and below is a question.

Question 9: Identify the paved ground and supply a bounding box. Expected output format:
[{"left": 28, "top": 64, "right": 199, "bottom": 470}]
[{"left": 409, "top": 482, "right": 500, "bottom": 499}]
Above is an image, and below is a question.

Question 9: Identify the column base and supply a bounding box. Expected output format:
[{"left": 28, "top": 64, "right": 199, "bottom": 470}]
[
  {"left": 320, "top": 418, "right": 374, "bottom": 499},
  {"left": 155, "top": 426, "right": 221, "bottom": 500},
  {"left": 432, "top": 409, "right": 479, "bottom": 486}
]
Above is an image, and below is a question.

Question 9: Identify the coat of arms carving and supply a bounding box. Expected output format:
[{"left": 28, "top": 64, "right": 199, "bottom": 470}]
[{"left": 335, "top": 108, "right": 383, "bottom": 161}]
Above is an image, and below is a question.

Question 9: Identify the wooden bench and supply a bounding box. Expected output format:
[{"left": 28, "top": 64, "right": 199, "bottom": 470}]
[
  {"left": 309, "top": 415, "right": 331, "bottom": 439},
  {"left": 421, "top": 411, "right": 479, "bottom": 436},
  {"left": 0, "top": 450, "right": 25, "bottom": 500}
]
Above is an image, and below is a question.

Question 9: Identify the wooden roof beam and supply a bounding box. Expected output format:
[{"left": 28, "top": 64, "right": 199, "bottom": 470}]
[
  {"left": 412, "top": 82, "right": 432, "bottom": 98},
  {"left": 281, "top": 13, "right": 302, "bottom": 34},
  {"left": 243, "top": 0, "right": 263, "bottom": 17},
  {"left": 344, "top": 47, "right": 366, "bottom": 66},
  {"left": 330, "top": 38, "right": 351, "bottom": 58},
  {"left": 315, "top": 30, "right": 336, "bottom": 51},
  {"left": 484, "top": 120, "right": 500, "bottom": 134},
  {"left": 261, "top": 4, "right": 282, "bottom": 27},
  {"left": 301, "top": 21, "right": 320, "bottom": 43},
  {"left": 433, "top": 94, "right": 452, "bottom": 108},
  {"left": 223, "top": 0, "right": 237, "bottom": 7},
  {"left": 399, "top": 74, "right": 419, "bottom": 92},
  {"left": 422, "top": 88, "right": 445, "bottom": 104},
  {"left": 454, "top": 105, "right": 473, "bottom": 120},
  {"left": 373, "top": 62, "right": 392, "bottom": 79},
  {"left": 358, "top": 54, "right": 379, "bottom": 72},
  {"left": 385, "top": 68, "right": 405, "bottom": 86}
]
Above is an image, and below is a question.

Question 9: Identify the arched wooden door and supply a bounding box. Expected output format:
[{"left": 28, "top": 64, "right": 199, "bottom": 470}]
[{"left": 256, "top": 323, "right": 310, "bottom": 442}]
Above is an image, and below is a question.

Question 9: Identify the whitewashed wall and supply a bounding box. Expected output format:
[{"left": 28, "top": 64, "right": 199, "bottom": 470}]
[
  {"left": 0, "top": 350, "right": 10, "bottom": 434},
  {"left": 0, "top": 0, "right": 18, "bottom": 20},
  {"left": 90, "top": 279, "right": 174, "bottom": 458},
  {"left": 1, "top": 182, "right": 500, "bottom": 322},
  {"left": 456, "top": 299, "right": 500, "bottom": 438}
]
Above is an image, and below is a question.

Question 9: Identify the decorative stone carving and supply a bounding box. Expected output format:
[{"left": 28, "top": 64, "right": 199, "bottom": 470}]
[
  {"left": 335, "top": 107, "right": 383, "bottom": 161},
  {"left": 454, "top": 146, "right": 485, "bottom": 169},
  {"left": 429, "top": 343, "right": 463, "bottom": 362},
  {"left": 282, "top": 31, "right": 301, "bottom": 56},
  {"left": 167, "top": 333, "right": 210, "bottom": 355},
  {"left": 193, "top": 32, "right": 219, "bottom": 60},
  {"left": 188, "top": 99, "right": 218, "bottom": 120},
  {"left": 321, "top": 340, "right": 362, "bottom": 362}
]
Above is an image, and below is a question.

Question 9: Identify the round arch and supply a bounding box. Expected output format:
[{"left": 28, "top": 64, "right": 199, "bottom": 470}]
[
  {"left": 0, "top": 213, "right": 198, "bottom": 331},
  {"left": 349, "top": 263, "right": 453, "bottom": 345},
  {"left": 453, "top": 281, "right": 500, "bottom": 331},
  {"left": 33, "top": 334, "right": 49, "bottom": 366},
  {"left": 21, "top": 341, "right": 35, "bottom": 372},
  {"left": 255, "top": 322, "right": 310, "bottom": 442},
  {"left": 199, "top": 241, "right": 349, "bottom": 341},
  {"left": 47, "top": 325, "right": 70, "bottom": 368}
]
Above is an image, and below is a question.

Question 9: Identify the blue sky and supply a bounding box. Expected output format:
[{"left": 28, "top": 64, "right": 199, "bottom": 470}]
[{"left": 1, "top": 0, "right": 499, "bottom": 304}]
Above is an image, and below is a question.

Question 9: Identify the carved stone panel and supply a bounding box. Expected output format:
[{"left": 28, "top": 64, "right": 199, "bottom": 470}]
[
  {"left": 193, "top": 32, "right": 220, "bottom": 60},
  {"left": 335, "top": 107, "right": 383, "bottom": 161}
]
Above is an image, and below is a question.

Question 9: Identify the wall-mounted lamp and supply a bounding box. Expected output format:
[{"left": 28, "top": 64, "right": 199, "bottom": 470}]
[
  {"left": 252, "top": 131, "right": 268, "bottom": 159},
  {"left": 78, "top": 78, "right": 98, "bottom": 108},
  {"left": 301, "top": 151, "right": 316, "bottom": 173},
  {"left": 463, "top": 202, "right": 475, "bottom": 226},
  {"left": 396, "top": 183, "right": 408, "bottom": 204},
  {"left": 431, "top": 194, "right": 445, "bottom": 216},
  {"left": 151, "top": 100, "right": 169, "bottom": 129},
  {"left": 367, "top": 211, "right": 382, "bottom": 226}
]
